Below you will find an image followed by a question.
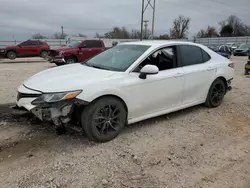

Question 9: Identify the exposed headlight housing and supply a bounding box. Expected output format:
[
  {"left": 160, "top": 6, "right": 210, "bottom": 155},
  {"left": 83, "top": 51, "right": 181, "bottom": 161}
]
[
  {"left": 31, "top": 90, "right": 82, "bottom": 105},
  {"left": 59, "top": 51, "right": 64, "bottom": 55}
]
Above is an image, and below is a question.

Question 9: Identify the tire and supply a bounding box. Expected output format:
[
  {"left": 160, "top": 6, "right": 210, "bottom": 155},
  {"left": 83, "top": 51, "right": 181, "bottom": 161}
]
[
  {"left": 245, "top": 69, "right": 249, "bottom": 75},
  {"left": 65, "top": 56, "right": 77, "bottom": 64},
  {"left": 55, "top": 62, "right": 65, "bottom": 66},
  {"left": 81, "top": 97, "right": 127, "bottom": 142},
  {"left": 205, "top": 78, "right": 226, "bottom": 108},
  {"left": 40, "top": 51, "right": 48, "bottom": 58},
  {"left": 7, "top": 51, "right": 17, "bottom": 60}
]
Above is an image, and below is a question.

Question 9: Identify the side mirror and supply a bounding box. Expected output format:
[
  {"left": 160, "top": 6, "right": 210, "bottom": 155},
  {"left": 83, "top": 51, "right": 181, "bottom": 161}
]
[
  {"left": 18, "top": 44, "right": 22, "bottom": 47},
  {"left": 139, "top": 65, "right": 159, "bottom": 79}
]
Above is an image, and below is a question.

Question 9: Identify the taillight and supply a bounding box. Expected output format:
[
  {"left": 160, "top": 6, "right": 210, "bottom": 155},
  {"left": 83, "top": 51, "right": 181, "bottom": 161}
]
[{"left": 228, "top": 61, "right": 234, "bottom": 69}]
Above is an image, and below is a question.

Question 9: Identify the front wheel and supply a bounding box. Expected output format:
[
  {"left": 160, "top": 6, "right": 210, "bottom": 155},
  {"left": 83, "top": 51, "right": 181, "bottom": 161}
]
[
  {"left": 7, "top": 51, "right": 17, "bottom": 60},
  {"left": 81, "top": 97, "right": 127, "bottom": 142},
  {"left": 40, "top": 51, "right": 48, "bottom": 58},
  {"left": 205, "top": 78, "right": 226, "bottom": 108},
  {"left": 65, "top": 56, "right": 77, "bottom": 64}
]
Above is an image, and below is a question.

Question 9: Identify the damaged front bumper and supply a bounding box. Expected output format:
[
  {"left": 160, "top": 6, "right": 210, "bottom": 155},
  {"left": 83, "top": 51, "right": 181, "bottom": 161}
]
[
  {"left": 30, "top": 101, "right": 74, "bottom": 125},
  {"left": 15, "top": 85, "right": 87, "bottom": 126}
]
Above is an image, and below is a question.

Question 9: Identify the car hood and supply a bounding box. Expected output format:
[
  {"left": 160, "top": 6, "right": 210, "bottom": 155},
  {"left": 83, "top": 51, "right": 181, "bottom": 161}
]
[
  {"left": 5, "top": 45, "right": 17, "bottom": 49},
  {"left": 23, "top": 64, "right": 116, "bottom": 93},
  {"left": 235, "top": 48, "right": 248, "bottom": 51}
]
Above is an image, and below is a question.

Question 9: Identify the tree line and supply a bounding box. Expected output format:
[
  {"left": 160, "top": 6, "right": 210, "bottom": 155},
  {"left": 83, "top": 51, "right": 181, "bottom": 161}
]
[{"left": 32, "top": 15, "right": 250, "bottom": 40}]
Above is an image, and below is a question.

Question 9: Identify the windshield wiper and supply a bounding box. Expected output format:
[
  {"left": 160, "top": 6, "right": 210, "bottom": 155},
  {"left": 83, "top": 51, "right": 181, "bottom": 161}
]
[
  {"left": 92, "top": 65, "right": 110, "bottom": 70},
  {"left": 83, "top": 62, "right": 92, "bottom": 67}
]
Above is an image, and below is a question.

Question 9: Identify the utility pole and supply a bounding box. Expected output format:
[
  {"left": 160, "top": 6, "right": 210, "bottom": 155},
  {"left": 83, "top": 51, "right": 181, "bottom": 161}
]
[
  {"left": 61, "top": 26, "right": 64, "bottom": 38},
  {"left": 151, "top": 0, "right": 156, "bottom": 39},
  {"left": 140, "top": 0, "right": 156, "bottom": 40},
  {"left": 143, "top": 20, "right": 149, "bottom": 39}
]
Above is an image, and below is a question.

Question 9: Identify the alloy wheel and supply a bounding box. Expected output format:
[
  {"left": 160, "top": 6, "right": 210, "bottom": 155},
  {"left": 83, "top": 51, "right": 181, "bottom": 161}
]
[
  {"left": 210, "top": 83, "right": 225, "bottom": 106},
  {"left": 93, "top": 105, "right": 121, "bottom": 135}
]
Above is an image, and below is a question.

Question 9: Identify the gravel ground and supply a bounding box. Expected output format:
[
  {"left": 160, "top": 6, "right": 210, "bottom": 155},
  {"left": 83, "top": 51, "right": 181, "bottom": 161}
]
[{"left": 0, "top": 56, "right": 249, "bottom": 188}]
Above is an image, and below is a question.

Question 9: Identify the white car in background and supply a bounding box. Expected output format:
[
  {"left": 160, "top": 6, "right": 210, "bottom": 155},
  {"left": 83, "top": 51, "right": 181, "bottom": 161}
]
[{"left": 15, "top": 41, "right": 234, "bottom": 142}]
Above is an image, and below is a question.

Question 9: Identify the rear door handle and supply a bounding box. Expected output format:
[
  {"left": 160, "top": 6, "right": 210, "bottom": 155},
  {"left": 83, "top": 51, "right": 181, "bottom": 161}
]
[{"left": 174, "top": 72, "right": 183, "bottom": 77}]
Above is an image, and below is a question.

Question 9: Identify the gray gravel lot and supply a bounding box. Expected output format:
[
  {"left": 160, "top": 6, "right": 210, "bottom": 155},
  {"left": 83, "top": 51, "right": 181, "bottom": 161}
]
[{"left": 0, "top": 56, "right": 249, "bottom": 188}]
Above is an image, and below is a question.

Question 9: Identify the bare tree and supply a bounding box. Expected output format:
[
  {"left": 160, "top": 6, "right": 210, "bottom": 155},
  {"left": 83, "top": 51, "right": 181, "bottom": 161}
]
[
  {"left": 32, "top": 33, "right": 47, "bottom": 39},
  {"left": 220, "top": 25, "right": 234, "bottom": 37},
  {"left": 104, "top": 27, "right": 130, "bottom": 39},
  {"left": 196, "top": 26, "right": 218, "bottom": 38},
  {"left": 170, "top": 15, "right": 190, "bottom": 39},
  {"left": 53, "top": 32, "right": 67, "bottom": 39},
  {"left": 154, "top": 34, "right": 170, "bottom": 40},
  {"left": 131, "top": 29, "right": 141, "bottom": 39},
  {"left": 78, "top": 33, "right": 87, "bottom": 37},
  {"left": 196, "top": 29, "right": 206, "bottom": 38},
  {"left": 219, "top": 15, "right": 249, "bottom": 36}
]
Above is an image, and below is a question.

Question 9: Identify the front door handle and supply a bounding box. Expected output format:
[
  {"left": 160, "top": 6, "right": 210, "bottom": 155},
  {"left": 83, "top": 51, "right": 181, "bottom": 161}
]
[
  {"left": 174, "top": 72, "right": 183, "bottom": 78},
  {"left": 207, "top": 67, "right": 215, "bottom": 71}
]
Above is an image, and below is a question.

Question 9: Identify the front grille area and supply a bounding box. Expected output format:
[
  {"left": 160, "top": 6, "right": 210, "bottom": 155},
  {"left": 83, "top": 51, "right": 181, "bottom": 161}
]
[
  {"left": 48, "top": 50, "right": 59, "bottom": 57},
  {"left": 17, "top": 92, "right": 41, "bottom": 101}
]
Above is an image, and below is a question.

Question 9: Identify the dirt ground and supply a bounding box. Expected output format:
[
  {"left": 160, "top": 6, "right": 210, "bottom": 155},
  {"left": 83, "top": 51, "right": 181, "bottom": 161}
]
[{"left": 0, "top": 56, "right": 249, "bottom": 188}]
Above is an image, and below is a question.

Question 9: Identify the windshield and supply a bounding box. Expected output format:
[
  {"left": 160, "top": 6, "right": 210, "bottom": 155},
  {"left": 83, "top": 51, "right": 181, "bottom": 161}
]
[
  {"left": 68, "top": 41, "right": 80, "bottom": 48},
  {"left": 83, "top": 44, "right": 150, "bottom": 71},
  {"left": 239, "top": 44, "right": 250, "bottom": 49}
]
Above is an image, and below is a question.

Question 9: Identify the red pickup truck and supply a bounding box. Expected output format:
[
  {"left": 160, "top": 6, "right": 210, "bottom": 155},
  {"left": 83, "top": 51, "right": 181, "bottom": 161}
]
[
  {"left": 0, "top": 40, "right": 50, "bottom": 60},
  {"left": 48, "top": 39, "right": 106, "bottom": 66}
]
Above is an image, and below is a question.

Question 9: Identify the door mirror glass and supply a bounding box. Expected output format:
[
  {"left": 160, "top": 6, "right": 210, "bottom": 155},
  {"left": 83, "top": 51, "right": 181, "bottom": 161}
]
[{"left": 139, "top": 65, "right": 159, "bottom": 79}]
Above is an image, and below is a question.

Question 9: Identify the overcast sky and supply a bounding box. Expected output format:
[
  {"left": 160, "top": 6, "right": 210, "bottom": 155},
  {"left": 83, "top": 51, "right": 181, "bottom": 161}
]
[{"left": 0, "top": 0, "right": 249, "bottom": 40}]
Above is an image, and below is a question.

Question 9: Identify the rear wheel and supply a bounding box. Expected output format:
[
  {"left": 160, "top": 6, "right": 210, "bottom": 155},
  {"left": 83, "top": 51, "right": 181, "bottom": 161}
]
[
  {"left": 81, "top": 97, "right": 127, "bottom": 142},
  {"left": 7, "top": 51, "right": 17, "bottom": 60},
  {"left": 205, "top": 78, "right": 226, "bottom": 108}
]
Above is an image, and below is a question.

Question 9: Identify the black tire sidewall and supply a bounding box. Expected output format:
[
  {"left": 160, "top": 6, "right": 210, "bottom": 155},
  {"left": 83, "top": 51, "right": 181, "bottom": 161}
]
[
  {"left": 7, "top": 51, "right": 16, "bottom": 59},
  {"left": 41, "top": 51, "right": 48, "bottom": 58},
  {"left": 81, "top": 97, "right": 127, "bottom": 142},
  {"left": 65, "top": 57, "right": 76, "bottom": 64},
  {"left": 206, "top": 79, "right": 226, "bottom": 108}
]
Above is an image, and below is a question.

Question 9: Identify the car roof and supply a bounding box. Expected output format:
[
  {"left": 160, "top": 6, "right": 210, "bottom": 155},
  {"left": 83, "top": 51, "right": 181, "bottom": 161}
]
[{"left": 120, "top": 40, "right": 204, "bottom": 48}]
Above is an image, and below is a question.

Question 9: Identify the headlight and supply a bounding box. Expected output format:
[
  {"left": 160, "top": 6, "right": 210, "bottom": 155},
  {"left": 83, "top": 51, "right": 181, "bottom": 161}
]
[
  {"left": 31, "top": 90, "right": 82, "bottom": 105},
  {"left": 59, "top": 51, "right": 64, "bottom": 55},
  {"left": 0, "top": 49, "right": 6, "bottom": 53}
]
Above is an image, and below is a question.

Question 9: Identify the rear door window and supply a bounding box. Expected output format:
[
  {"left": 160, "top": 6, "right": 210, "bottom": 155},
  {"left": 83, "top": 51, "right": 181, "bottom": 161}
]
[
  {"left": 81, "top": 41, "right": 102, "bottom": 48},
  {"left": 29, "top": 41, "right": 40, "bottom": 45},
  {"left": 20, "top": 40, "right": 32, "bottom": 46},
  {"left": 179, "top": 45, "right": 204, "bottom": 66}
]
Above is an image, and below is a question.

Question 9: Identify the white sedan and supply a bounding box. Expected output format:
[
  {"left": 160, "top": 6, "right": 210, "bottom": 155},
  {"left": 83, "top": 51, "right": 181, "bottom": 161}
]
[{"left": 15, "top": 41, "right": 234, "bottom": 142}]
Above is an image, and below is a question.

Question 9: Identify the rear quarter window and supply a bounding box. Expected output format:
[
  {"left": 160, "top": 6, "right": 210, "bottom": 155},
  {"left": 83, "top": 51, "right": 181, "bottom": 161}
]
[{"left": 201, "top": 49, "right": 211, "bottom": 62}]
